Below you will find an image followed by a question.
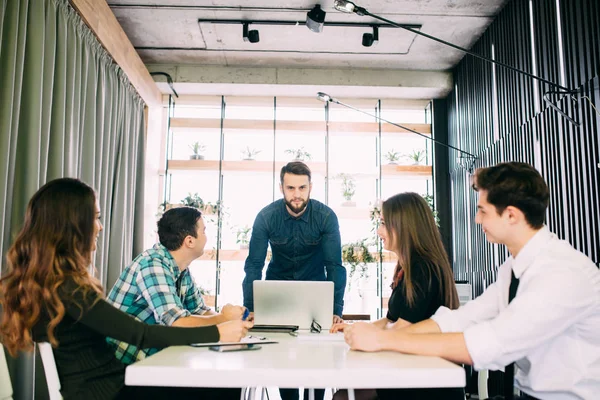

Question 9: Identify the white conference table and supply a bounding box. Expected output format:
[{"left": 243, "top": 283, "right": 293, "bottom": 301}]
[{"left": 125, "top": 332, "right": 465, "bottom": 398}]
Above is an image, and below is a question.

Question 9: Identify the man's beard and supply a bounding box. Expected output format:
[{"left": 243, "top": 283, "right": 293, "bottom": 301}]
[{"left": 285, "top": 197, "right": 308, "bottom": 214}]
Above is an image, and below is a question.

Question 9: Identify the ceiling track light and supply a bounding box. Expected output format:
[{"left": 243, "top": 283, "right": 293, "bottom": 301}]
[
  {"left": 306, "top": 4, "right": 326, "bottom": 33},
  {"left": 316, "top": 92, "right": 478, "bottom": 172},
  {"left": 362, "top": 26, "right": 378, "bottom": 47},
  {"left": 242, "top": 22, "right": 260, "bottom": 43},
  {"left": 332, "top": 0, "right": 582, "bottom": 126},
  {"left": 333, "top": 0, "right": 367, "bottom": 16}
]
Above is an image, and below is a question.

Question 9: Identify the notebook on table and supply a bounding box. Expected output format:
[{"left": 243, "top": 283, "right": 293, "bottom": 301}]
[{"left": 190, "top": 335, "right": 278, "bottom": 347}]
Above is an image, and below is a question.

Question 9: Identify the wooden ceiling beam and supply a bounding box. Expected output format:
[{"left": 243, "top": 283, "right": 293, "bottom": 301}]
[{"left": 69, "top": 0, "right": 161, "bottom": 107}]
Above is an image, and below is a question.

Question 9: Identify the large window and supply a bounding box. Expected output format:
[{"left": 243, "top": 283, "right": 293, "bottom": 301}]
[{"left": 155, "top": 96, "right": 433, "bottom": 319}]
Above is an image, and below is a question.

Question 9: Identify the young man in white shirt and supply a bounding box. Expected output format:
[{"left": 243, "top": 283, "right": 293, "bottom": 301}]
[{"left": 343, "top": 162, "right": 600, "bottom": 400}]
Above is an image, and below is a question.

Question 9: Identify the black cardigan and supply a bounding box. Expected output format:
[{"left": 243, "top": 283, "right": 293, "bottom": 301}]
[{"left": 31, "top": 278, "right": 219, "bottom": 399}]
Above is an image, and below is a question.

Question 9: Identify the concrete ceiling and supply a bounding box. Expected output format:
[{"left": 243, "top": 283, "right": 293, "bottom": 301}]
[{"left": 108, "top": 0, "right": 509, "bottom": 98}]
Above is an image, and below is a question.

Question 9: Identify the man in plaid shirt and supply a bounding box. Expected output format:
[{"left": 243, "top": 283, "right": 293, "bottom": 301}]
[{"left": 107, "top": 206, "right": 246, "bottom": 364}]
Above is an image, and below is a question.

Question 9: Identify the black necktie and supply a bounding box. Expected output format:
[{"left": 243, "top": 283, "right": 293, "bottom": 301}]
[{"left": 504, "top": 269, "right": 520, "bottom": 399}]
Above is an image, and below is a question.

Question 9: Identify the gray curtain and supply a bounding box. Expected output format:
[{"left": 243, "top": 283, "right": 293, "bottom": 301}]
[{"left": 0, "top": 0, "right": 146, "bottom": 397}]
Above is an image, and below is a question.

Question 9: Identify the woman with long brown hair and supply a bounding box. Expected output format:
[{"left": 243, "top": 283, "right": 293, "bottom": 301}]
[
  {"left": 0, "top": 178, "right": 250, "bottom": 399},
  {"left": 378, "top": 192, "right": 459, "bottom": 323},
  {"left": 331, "top": 192, "right": 462, "bottom": 400}
]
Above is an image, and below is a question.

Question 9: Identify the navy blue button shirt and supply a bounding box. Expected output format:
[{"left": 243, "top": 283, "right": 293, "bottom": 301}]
[{"left": 242, "top": 198, "right": 346, "bottom": 316}]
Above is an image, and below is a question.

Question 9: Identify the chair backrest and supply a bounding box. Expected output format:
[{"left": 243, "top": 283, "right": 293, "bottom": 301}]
[
  {"left": 37, "top": 343, "right": 62, "bottom": 400},
  {"left": 455, "top": 281, "right": 473, "bottom": 306},
  {"left": 0, "top": 345, "right": 13, "bottom": 400}
]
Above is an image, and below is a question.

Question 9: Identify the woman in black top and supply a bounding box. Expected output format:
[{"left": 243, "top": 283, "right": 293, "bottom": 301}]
[
  {"left": 0, "top": 178, "right": 251, "bottom": 399},
  {"left": 332, "top": 192, "right": 462, "bottom": 400}
]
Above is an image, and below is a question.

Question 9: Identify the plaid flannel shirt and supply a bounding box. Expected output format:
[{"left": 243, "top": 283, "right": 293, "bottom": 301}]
[{"left": 106, "top": 243, "right": 210, "bottom": 364}]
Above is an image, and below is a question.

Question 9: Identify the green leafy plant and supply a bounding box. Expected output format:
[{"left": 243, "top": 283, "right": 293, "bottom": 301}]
[
  {"left": 369, "top": 203, "right": 381, "bottom": 222},
  {"left": 285, "top": 147, "right": 312, "bottom": 161},
  {"left": 342, "top": 239, "right": 375, "bottom": 295},
  {"left": 384, "top": 149, "right": 401, "bottom": 164},
  {"left": 406, "top": 149, "right": 426, "bottom": 165},
  {"left": 189, "top": 142, "right": 206, "bottom": 160},
  {"left": 241, "top": 146, "right": 261, "bottom": 160},
  {"left": 204, "top": 200, "right": 222, "bottom": 215},
  {"left": 368, "top": 202, "right": 382, "bottom": 244},
  {"left": 337, "top": 173, "right": 356, "bottom": 201},
  {"left": 158, "top": 201, "right": 168, "bottom": 212},
  {"left": 181, "top": 193, "right": 204, "bottom": 209},
  {"left": 155, "top": 201, "right": 169, "bottom": 220},
  {"left": 422, "top": 194, "right": 440, "bottom": 227},
  {"left": 235, "top": 225, "right": 251, "bottom": 248}
]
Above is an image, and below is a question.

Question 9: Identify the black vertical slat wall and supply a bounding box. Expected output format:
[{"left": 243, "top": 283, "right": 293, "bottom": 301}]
[{"left": 446, "top": 0, "right": 600, "bottom": 298}]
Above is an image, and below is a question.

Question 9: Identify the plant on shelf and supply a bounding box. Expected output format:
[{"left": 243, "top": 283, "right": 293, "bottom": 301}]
[
  {"left": 204, "top": 200, "right": 222, "bottom": 215},
  {"left": 337, "top": 173, "right": 356, "bottom": 207},
  {"left": 285, "top": 147, "right": 312, "bottom": 162},
  {"left": 384, "top": 149, "right": 401, "bottom": 165},
  {"left": 342, "top": 238, "right": 375, "bottom": 296},
  {"left": 406, "top": 149, "right": 426, "bottom": 165},
  {"left": 368, "top": 201, "right": 382, "bottom": 244},
  {"left": 241, "top": 146, "right": 261, "bottom": 161},
  {"left": 155, "top": 201, "right": 169, "bottom": 220},
  {"left": 189, "top": 142, "right": 206, "bottom": 160},
  {"left": 204, "top": 201, "right": 231, "bottom": 226},
  {"left": 422, "top": 194, "right": 440, "bottom": 227},
  {"left": 235, "top": 225, "right": 252, "bottom": 249},
  {"left": 181, "top": 193, "right": 204, "bottom": 209}
]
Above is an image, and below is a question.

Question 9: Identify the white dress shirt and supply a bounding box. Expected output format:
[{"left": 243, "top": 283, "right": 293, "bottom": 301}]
[{"left": 432, "top": 226, "right": 600, "bottom": 400}]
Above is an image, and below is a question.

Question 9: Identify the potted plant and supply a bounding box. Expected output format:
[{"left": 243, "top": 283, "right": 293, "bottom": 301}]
[
  {"left": 368, "top": 201, "right": 382, "bottom": 243},
  {"left": 337, "top": 173, "right": 356, "bottom": 207},
  {"left": 181, "top": 193, "right": 204, "bottom": 209},
  {"left": 203, "top": 200, "right": 221, "bottom": 215},
  {"left": 384, "top": 149, "right": 401, "bottom": 165},
  {"left": 155, "top": 201, "right": 169, "bottom": 220},
  {"left": 241, "top": 146, "right": 261, "bottom": 161},
  {"left": 236, "top": 225, "right": 251, "bottom": 249},
  {"left": 406, "top": 149, "right": 426, "bottom": 165},
  {"left": 342, "top": 238, "right": 375, "bottom": 297},
  {"left": 285, "top": 147, "right": 312, "bottom": 162},
  {"left": 189, "top": 142, "right": 206, "bottom": 160}
]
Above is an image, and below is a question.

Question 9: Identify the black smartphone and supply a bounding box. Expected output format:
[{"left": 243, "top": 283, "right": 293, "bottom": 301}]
[{"left": 208, "top": 344, "right": 262, "bottom": 352}]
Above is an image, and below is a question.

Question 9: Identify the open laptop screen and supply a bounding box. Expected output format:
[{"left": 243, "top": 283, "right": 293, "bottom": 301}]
[{"left": 253, "top": 280, "right": 334, "bottom": 330}]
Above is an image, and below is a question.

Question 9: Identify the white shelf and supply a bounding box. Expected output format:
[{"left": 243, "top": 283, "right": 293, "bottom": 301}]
[
  {"left": 170, "top": 117, "right": 431, "bottom": 137},
  {"left": 167, "top": 160, "right": 432, "bottom": 178}
]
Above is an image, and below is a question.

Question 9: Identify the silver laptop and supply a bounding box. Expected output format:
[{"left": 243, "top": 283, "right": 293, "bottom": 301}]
[{"left": 253, "top": 280, "right": 334, "bottom": 330}]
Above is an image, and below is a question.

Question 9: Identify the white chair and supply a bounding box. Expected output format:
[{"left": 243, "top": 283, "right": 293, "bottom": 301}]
[
  {"left": 0, "top": 345, "right": 13, "bottom": 400},
  {"left": 456, "top": 281, "right": 493, "bottom": 400},
  {"left": 37, "top": 343, "right": 63, "bottom": 400},
  {"left": 477, "top": 370, "right": 489, "bottom": 399},
  {"left": 455, "top": 282, "right": 472, "bottom": 307}
]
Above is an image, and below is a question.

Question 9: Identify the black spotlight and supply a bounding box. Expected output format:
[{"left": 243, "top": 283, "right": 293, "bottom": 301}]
[
  {"left": 306, "top": 4, "right": 326, "bottom": 33},
  {"left": 243, "top": 22, "right": 260, "bottom": 43},
  {"left": 362, "top": 26, "right": 379, "bottom": 47}
]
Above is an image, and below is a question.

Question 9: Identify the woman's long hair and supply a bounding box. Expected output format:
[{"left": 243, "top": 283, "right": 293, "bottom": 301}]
[
  {"left": 0, "top": 178, "right": 102, "bottom": 356},
  {"left": 383, "top": 192, "right": 459, "bottom": 310}
]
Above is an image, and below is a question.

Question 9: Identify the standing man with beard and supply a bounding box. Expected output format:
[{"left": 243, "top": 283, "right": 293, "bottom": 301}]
[
  {"left": 242, "top": 161, "right": 346, "bottom": 324},
  {"left": 242, "top": 162, "right": 346, "bottom": 400}
]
